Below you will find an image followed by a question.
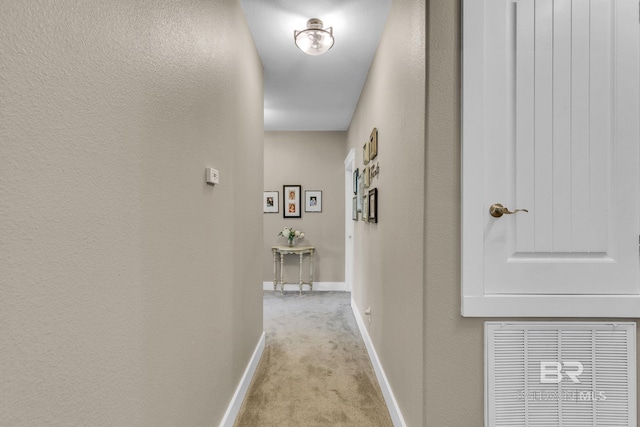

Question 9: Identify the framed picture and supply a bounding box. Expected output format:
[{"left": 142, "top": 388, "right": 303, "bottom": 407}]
[
  {"left": 370, "top": 127, "right": 378, "bottom": 159},
  {"left": 368, "top": 188, "right": 378, "bottom": 223},
  {"left": 283, "top": 185, "right": 301, "bottom": 218},
  {"left": 357, "top": 175, "right": 364, "bottom": 212},
  {"left": 305, "top": 190, "right": 322, "bottom": 212},
  {"left": 352, "top": 197, "right": 358, "bottom": 220},
  {"left": 353, "top": 168, "right": 359, "bottom": 194},
  {"left": 363, "top": 139, "right": 370, "bottom": 165},
  {"left": 263, "top": 191, "right": 279, "bottom": 213},
  {"left": 363, "top": 165, "right": 370, "bottom": 188},
  {"left": 362, "top": 190, "right": 369, "bottom": 222}
]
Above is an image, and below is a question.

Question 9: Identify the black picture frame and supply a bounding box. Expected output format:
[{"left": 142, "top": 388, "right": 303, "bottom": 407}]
[
  {"left": 368, "top": 188, "right": 378, "bottom": 223},
  {"left": 283, "top": 185, "right": 302, "bottom": 218},
  {"left": 353, "top": 168, "right": 359, "bottom": 194}
]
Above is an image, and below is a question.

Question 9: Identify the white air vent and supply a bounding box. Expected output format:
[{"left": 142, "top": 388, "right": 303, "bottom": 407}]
[{"left": 485, "top": 322, "right": 636, "bottom": 427}]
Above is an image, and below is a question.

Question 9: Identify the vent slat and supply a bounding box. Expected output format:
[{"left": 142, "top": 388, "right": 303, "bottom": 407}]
[{"left": 486, "top": 322, "right": 636, "bottom": 427}]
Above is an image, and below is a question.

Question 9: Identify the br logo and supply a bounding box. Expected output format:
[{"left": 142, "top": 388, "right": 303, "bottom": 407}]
[{"left": 539, "top": 361, "right": 584, "bottom": 384}]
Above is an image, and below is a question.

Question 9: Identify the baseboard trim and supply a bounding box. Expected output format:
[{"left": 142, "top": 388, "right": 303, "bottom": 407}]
[
  {"left": 218, "top": 331, "right": 265, "bottom": 427},
  {"left": 351, "top": 300, "right": 407, "bottom": 427},
  {"left": 262, "top": 281, "right": 347, "bottom": 292}
]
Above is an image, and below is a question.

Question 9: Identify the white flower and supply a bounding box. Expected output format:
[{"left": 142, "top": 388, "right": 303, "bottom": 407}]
[{"left": 278, "top": 226, "right": 304, "bottom": 241}]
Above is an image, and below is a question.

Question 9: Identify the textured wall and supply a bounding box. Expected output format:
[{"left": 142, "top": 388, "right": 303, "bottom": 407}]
[
  {"left": 263, "top": 131, "right": 346, "bottom": 283},
  {"left": 0, "top": 1, "right": 263, "bottom": 425},
  {"left": 346, "top": 0, "right": 426, "bottom": 425},
  {"left": 422, "top": 1, "right": 486, "bottom": 425}
]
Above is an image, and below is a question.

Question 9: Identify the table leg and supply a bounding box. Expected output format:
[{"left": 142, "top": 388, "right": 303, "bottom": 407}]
[
  {"left": 280, "top": 251, "right": 285, "bottom": 295},
  {"left": 298, "top": 253, "right": 303, "bottom": 295},
  {"left": 272, "top": 249, "right": 277, "bottom": 291},
  {"left": 309, "top": 250, "right": 314, "bottom": 291}
]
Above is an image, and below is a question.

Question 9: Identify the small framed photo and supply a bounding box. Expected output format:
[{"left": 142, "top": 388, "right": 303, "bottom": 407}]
[
  {"left": 368, "top": 188, "right": 378, "bottom": 223},
  {"left": 352, "top": 197, "right": 359, "bottom": 220},
  {"left": 305, "top": 190, "right": 322, "bottom": 212},
  {"left": 363, "top": 165, "right": 370, "bottom": 188},
  {"left": 362, "top": 191, "right": 369, "bottom": 222},
  {"left": 370, "top": 127, "right": 378, "bottom": 160},
  {"left": 363, "top": 139, "right": 370, "bottom": 165},
  {"left": 357, "top": 175, "right": 364, "bottom": 212},
  {"left": 263, "top": 191, "right": 279, "bottom": 213},
  {"left": 283, "top": 185, "right": 301, "bottom": 218},
  {"left": 353, "top": 168, "right": 359, "bottom": 194}
]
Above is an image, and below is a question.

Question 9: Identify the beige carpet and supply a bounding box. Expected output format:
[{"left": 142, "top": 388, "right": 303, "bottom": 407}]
[{"left": 234, "top": 291, "right": 393, "bottom": 427}]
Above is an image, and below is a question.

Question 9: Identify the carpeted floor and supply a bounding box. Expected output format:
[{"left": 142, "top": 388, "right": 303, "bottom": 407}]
[{"left": 234, "top": 291, "right": 394, "bottom": 427}]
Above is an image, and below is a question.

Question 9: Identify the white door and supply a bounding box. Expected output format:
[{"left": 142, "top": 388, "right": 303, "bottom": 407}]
[{"left": 462, "top": 0, "right": 640, "bottom": 317}]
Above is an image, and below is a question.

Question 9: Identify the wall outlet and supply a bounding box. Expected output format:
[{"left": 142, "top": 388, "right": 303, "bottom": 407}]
[{"left": 206, "top": 167, "right": 219, "bottom": 185}]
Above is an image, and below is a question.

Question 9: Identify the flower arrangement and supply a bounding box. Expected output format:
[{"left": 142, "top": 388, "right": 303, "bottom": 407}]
[{"left": 279, "top": 226, "right": 304, "bottom": 246}]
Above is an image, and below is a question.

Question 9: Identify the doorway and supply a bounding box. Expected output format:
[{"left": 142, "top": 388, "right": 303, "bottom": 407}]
[{"left": 344, "top": 149, "right": 356, "bottom": 292}]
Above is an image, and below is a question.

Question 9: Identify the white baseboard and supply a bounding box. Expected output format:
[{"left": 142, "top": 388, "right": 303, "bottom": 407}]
[
  {"left": 262, "top": 281, "right": 347, "bottom": 292},
  {"left": 218, "top": 331, "right": 265, "bottom": 427},
  {"left": 351, "top": 300, "right": 407, "bottom": 427}
]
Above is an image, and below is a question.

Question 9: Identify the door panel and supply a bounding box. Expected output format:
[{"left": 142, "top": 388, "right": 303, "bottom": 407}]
[
  {"left": 463, "top": 0, "right": 640, "bottom": 315},
  {"left": 487, "top": 0, "right": 637, "bottom": 295}
]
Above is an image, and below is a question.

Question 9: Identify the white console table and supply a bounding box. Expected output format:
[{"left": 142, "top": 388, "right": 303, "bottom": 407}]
[{"left": 271, "top": 245, "right": 315, "bottom": 295}]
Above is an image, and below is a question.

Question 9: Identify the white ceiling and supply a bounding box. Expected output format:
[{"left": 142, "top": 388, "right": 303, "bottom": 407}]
[{"left": 240, "top": 0, "right": 392, "bottom": 131}]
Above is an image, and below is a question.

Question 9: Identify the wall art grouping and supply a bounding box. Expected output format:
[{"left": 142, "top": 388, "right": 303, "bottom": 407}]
[
  {"left": 264, "top": 186, "right": 323, "bottom": 217},
  {"left": 354, "top": 127, "right": 380, "bottom": 223}
]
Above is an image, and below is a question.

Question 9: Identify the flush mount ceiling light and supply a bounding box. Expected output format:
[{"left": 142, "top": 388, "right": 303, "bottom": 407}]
[{"left": 294, "top": 18, "right": 334, "bottom": 56}]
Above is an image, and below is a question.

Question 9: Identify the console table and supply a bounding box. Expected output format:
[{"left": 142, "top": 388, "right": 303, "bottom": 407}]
[{"left": 272, "top": 245, "right": 315, "bottom": 295}]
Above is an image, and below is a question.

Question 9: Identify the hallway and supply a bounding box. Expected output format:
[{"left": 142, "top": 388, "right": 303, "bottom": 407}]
[
  {"left": 235, "top": 292, "right": 393, "bottom": 426},
  {"left": 1, "top": 0, "right": 441, "bottom": 425}
]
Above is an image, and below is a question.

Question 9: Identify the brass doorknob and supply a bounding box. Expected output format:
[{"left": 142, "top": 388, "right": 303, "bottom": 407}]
[{"left": 489, "top": 203, "right": 529, "bottom": 218}]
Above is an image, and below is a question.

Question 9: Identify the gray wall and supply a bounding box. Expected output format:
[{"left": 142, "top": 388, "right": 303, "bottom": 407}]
[
  {"left": 422, "top": 1, "right": 485, "bottom": 424},
  {"left": 346, "top": 0, "right": 426, "bottom": 425},
  {"left": 0, "top": 1, "right": 264, "bottom": 425},
  {"left": 263, "top": 131, "right": 346, "bottom": 284}
]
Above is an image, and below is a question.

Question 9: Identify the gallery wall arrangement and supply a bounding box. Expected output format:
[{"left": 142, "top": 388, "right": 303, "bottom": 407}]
[
  {"left": 264, "top": 127, "right": 380, "bottom": 223},
  {"left": 263, "top": 186, "right": 323, "bottom": 217},
  {"left": 353, "top": 127, "right": 379, "bottom": 223}
]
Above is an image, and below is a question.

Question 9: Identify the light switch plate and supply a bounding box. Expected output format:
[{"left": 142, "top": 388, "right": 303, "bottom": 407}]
[{"left": 206, "top": 167, "right": 219, "bottom": 185}]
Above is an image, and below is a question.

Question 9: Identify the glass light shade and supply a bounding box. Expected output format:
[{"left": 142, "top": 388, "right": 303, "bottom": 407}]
[{"left": 294, "top": 19, "right": 334, "bottom": 56}]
